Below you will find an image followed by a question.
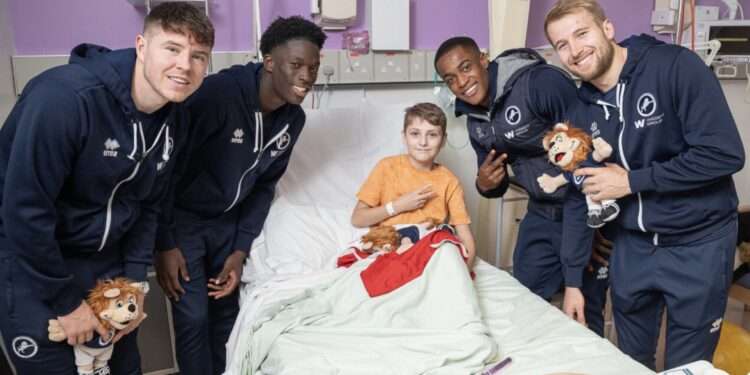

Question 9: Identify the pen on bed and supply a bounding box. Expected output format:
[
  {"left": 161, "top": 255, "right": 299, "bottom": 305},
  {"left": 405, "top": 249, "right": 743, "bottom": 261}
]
[{"left": 482, "top": 357, "right": 512, "bottom": 375}]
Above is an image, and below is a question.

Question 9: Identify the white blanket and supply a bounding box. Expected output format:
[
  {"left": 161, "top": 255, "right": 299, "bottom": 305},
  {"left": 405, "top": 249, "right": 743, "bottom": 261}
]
[{"left": 226, "top": 243, "right": 498, "bottom": 375}]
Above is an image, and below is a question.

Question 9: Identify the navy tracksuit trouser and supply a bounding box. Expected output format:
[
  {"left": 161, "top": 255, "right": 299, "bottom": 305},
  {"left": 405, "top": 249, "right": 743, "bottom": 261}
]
[
  {"left": 0, "top": 249, "right": 141, "bottom": 375},
  {"left": 170, "top": 209, "right": 241, "bottom": 375},
  {"left": 512, "top": 204, "right": 608, "bottom": 336},
  {"left": 610, "top": 219, "right": 737, "bottom": 370}
]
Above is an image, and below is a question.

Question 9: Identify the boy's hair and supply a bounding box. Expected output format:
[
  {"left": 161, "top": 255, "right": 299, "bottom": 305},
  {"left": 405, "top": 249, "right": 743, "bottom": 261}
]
[
  {"left": 434, "top": 36, "right": 480, "bottom": 71},
  {"left": 144, "top": 2, "right": 215, "bottom": 48},
  {"left": 544, "top": 0, "right": 607, "bottom": 44},
  {"left": 260, "top": 16, "right": 327, "bottom": 56},
  {"left": 404, "top": 103, "right": 447, "bottom": 135}
]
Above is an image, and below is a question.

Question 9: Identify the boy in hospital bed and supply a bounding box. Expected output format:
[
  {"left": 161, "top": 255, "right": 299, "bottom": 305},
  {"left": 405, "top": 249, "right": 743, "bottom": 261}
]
[{"left": 350, "top": 102, "right": 476, "bottom": 268}]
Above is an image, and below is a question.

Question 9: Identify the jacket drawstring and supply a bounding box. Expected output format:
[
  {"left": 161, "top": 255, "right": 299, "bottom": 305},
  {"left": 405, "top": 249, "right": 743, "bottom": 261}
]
[
  {"left": 596, "top": 100, "right": 616, "bottom": 121},
  {"left": 127, "top": 121, "right": 138, "bottom": 160},
  {"left": 615, "top": 82, "right": 626, "bottom": 123},
  {"left": 162, "top": 126, "right": 171, "bottom": 161}
]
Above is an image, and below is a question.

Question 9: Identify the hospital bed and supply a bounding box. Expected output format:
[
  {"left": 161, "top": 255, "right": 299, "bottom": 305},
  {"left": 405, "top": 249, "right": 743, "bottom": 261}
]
[{"left": 223, "top": 103, "right": 672, "bottom": 374}]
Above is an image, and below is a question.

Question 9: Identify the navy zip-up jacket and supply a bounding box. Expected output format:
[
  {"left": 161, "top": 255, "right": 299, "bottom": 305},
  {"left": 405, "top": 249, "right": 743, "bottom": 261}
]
[
  {"left": 156, "top": 63, "right": 305, "bottom": 253},
  {"left": 0, "top": 44, "right": 186, "bottom": 316},
  {"left": 455, "top": 49, "right": 592, "bottom": 287},
  {"left": 572, "top": 35, "right": 745, "bottom": 245}
]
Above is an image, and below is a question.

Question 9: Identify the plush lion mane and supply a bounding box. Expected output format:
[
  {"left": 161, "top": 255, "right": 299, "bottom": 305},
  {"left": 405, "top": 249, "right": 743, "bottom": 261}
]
[
  {"left": 361, "top": 225, "right": 401, "bottom": 253},
  {"left": 86, "top": 278, "right": 142, "bottom": 331},
  {"left": 542, "top": 122, "right": 592, "bottom": 172}
]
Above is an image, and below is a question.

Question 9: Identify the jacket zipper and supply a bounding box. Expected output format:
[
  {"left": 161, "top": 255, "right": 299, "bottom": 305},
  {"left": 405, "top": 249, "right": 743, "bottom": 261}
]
[
  {"left": 224, "top": 121, "right": 290, "bottom": 213},
  {"left": 98, "top": 121, "right": 168, "bottom": 251},
  {"left": 615, "top": 82, "right": 647, "bottom": 234}
]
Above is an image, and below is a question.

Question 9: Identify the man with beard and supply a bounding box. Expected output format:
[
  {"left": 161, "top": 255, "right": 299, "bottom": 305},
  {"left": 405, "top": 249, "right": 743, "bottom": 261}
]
[
  {"left": 434, "top": 38, "right": 608, "bottom": 332},
  {"left": 545, "top": 0, "right": 745, "bottom": 369},
  {"left": 154, "top": 16, "right": 326, "bottom": 375},
  {"left": 0, "top": 3, "right": 213, "bottom": 374}
]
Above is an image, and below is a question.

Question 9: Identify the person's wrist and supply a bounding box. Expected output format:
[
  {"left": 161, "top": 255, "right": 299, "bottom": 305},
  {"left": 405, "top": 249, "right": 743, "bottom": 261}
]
[{"left": 385, "top": 201, "right": 397, "bottom": 216}]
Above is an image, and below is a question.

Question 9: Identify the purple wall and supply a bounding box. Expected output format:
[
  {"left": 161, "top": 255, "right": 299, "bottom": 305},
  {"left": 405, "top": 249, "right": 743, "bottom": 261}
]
[
  {"left": 8, "top": 0, "right": 750, "bottom": 55},
  {"left": 8, "top": 0, "right": 488, "bottom": 54}
]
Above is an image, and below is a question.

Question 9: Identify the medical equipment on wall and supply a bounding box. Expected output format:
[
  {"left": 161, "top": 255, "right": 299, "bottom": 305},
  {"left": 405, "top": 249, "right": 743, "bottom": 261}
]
[
  {"left": 721, "top": 0, "right": 745, "bottom": 20},
  {"left": 312, "top": 0, "right": 357, "bottom": 30},
  {"left": 696, "top": 20, "right": 750, "bottom": 79}
]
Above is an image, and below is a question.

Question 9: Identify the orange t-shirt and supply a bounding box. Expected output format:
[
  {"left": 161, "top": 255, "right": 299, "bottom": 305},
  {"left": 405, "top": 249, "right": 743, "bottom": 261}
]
[{"left": 356, "top": 155, "right": 471, "bottom": 226}]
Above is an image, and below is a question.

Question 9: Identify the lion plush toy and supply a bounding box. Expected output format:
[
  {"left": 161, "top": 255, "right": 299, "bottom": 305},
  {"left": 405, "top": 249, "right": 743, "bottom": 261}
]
[
  {"left": 47, "top": 278, "right": 147, "bottom": 375},
  {"left": 361, "top": 225, "right": 402, "bottom": 253},
  {"left": 538, "top": 122, "right": 620, "bottom": 228}
]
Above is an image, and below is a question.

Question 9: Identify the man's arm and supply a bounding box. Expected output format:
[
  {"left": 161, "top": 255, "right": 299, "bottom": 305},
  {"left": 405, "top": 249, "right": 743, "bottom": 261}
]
[
  {"left": 1, "top": 84, "right": 85, "bottom": 317},
  {"left": 528, "top": 66, "right": 579, "bottom": 124},
  {"left": 628, "top": 50, "right": 745, "bottom": 194},
  {"left": 560, "top": 186, "right": 594, "bottom": 325}
]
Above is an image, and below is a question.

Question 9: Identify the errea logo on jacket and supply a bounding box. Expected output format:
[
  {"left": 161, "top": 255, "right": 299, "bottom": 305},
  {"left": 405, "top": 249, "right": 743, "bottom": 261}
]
[
  {"left": 103, "top": 138, "right": 120, "bottom": 157},
  {"left": 231, "top": 128, "right": 244, "bottom": 144}
]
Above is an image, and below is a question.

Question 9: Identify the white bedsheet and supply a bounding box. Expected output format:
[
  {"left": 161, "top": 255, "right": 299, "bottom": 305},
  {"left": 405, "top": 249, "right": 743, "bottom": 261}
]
[
  {"left": 226, "top": 105, "right": 655, "bottom": 374},
  {"left": 227, "top": 243, "right": 497, "bottom": 375}
]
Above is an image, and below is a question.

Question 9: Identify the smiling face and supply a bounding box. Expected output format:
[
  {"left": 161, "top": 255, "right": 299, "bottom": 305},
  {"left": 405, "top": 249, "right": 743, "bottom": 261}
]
[
  {"left": 546, "top": 10, "right": 615, "bottom": 83},
  {"left": 134, "top": 25, "right": 211, "bottom": 111},
  {"left": 403, "top": 117, "right": 446, "bottom": 170},
  {"left": 266, "top": 39, "right": 321, "bottom": 106},
  {"left": 435, "top": 45, "right": 490, "bottom": 107}
]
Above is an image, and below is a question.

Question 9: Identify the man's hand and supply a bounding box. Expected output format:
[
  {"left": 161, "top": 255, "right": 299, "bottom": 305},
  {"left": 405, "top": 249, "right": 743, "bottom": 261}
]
[
  {"left": 588, "top": 229, "right": 613, "bottom": 272},
  {"left": 477, "top": 150, "right": 508, "bottom": 192},
  {"left": 56, "top": 301, "right": 110, "bottom": 346},
  {"left": 575, "top": 163, "right": 631, "bottom": 201},
  {"left": 563, "top": 287, "right": 586, "bottom": 326},
  {"left": 112, "top": 292, "right": 147, "bottom": 344},
  {"left": 393, "top": 185, "right": 435, "bottom": 214},
  {"left": 208, "top": 250, "right": 246, "bottom": 299},
  {"left": 155, "top": 248, "right": 190, "bottom": 302}
]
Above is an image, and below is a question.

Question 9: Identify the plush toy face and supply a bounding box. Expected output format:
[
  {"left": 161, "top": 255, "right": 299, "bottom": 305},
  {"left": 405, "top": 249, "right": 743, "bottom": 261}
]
[
  {"left": 542, "top": 123, "right": 592, "bottom": 172},
  {"left": 546, "top": 131, "right": 580, "bottom": 169},
  {"left": 99, "top": 290, "right": 139, "bottom": 330},
  {"left": 88, "top": 278, "right": 144, "bottom": 331}
]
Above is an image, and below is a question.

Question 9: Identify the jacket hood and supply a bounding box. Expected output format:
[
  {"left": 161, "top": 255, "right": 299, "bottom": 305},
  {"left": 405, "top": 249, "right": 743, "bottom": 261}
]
[{"left": 69, "top": 43, "right": 139, "bottom": 116}]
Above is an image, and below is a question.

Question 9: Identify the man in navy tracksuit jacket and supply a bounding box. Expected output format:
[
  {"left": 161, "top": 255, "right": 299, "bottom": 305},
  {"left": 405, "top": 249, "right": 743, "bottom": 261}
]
[
  {"left": 154, "top": 17, "right": 326, "bottom": 375},
  {"left": 546, "top": 1, "right": 745, "bottom": 368},
  {"left": 0, "top": 4, "right": 213, "bottom": 374},
  {"left": 434, "top": 38, "right": 607, "bottom": 333}
]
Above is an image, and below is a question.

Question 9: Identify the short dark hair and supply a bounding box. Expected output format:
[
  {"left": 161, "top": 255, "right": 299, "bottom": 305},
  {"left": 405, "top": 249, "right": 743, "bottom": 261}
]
[
  {"left": 404, "top": 103, "right": 447, "bottom": 135},
  {"left": 260, "top": 16, "right": 327, "bottom": 56},
  {"left": 434, "top": 36, "right": 481, "bottom": 71},
  {"left": 144, "top": 2, "right": 215, "bottom": 48}
]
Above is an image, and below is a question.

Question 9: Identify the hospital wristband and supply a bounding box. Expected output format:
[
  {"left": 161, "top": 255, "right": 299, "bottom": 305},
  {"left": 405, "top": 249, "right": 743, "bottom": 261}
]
[{"left": 385, "top": 201, "right": 396, "bottom": 216}]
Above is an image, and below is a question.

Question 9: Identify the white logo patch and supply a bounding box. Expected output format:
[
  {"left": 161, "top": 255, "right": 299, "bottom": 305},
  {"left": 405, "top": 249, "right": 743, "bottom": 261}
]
[
  {"left": 636, "top": 93, "right": 657, "bottom": 117},
  {"left": 103, "top": 138, "right": 120, "bottom": 158},
  {"left": 475, "top": 127, "right": 485, "bottom": 138},
  {"left": 504, "top": 106, "right": 521, "bottom": 125},
  {"left": 231, "top": 128, "right": 244, "bottom": 144},
  {"left": 276, "top": 132, "right": 291, "bottom": 151},
  {"left": 596, "top": 266, "right": 609, "bottom": 280},
  {"left": 573, "top": 175, "right": 585, "bottom": 185},
  {"left": 504, "top": 131, "right": 515, "bottom": 139},
  {"left": 12, "top": 336, "right": 38, "bottom": 359},
  {"left": 710, "top": 318, "right": 722, "bottom": 333}
]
